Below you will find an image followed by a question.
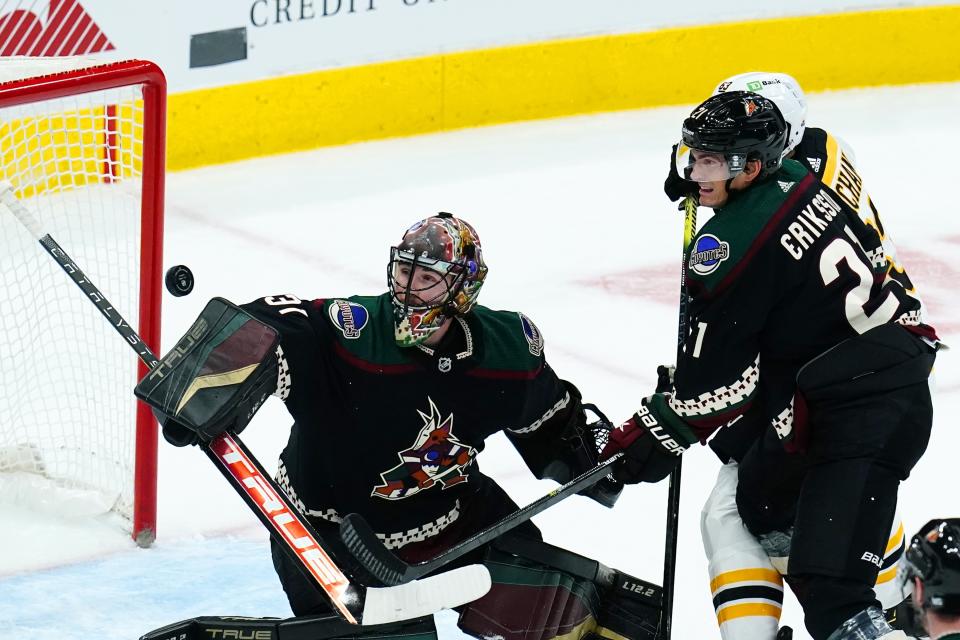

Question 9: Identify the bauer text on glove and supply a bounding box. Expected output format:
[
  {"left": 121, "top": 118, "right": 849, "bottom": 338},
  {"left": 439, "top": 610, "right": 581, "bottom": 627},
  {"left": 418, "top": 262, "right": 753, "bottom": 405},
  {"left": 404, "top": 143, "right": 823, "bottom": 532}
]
[{"left": 600, "top": 396, "right": 693, "bottom": 483}]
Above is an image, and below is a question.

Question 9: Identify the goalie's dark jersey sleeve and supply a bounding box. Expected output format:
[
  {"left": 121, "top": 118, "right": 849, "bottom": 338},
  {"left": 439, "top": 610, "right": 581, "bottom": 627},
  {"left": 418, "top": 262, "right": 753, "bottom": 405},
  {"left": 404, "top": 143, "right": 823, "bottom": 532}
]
[
  {"left": 240, "top": 293, "right": 571, "bottom": 549},
  {"left": 645, "top": 158, "right": 933, "bottom": 451}
]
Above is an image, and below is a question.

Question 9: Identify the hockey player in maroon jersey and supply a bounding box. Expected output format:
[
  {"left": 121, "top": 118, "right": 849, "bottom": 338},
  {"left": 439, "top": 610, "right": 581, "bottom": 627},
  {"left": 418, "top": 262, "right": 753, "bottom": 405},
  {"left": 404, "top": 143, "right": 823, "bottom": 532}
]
[
  {"left": 143, "top": 213, "right": 658, "bottom": 640},
  {"left": 603, "top": 92, "right": 937, "bottom": 640},
  {"left": 665, "top": 72, "right": 918, "bottom": 640}
]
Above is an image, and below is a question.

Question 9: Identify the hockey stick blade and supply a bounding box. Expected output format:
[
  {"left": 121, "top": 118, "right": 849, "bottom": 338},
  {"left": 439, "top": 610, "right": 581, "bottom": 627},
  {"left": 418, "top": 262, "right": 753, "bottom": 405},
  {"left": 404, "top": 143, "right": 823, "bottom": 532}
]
[
  {"left": 141, "top": 566, "right": 491, "bottom": 640},
  {"left": 135, "top": 564, "right": 491, "bottom": 631},
  {"left": 341, "top": 453, "right": 623, "bottom": 585},
  {"left": 362, "top": 564, "right": 491, "bottom": 625}
]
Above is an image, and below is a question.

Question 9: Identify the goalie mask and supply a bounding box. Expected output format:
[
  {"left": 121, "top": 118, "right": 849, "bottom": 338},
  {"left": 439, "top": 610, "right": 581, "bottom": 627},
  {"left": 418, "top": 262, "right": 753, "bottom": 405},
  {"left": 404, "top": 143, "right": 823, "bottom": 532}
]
[{"left": 388, "top": 213, "right": 488, "bottom": 347}]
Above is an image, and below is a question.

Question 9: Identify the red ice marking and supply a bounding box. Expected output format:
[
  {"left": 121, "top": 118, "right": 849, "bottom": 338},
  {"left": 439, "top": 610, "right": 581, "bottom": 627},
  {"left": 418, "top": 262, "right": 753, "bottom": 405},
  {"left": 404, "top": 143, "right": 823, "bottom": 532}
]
[
  {"left": 577, "top": 263, "right": 679, "bottom": 306},
  {"left": 580, "top": 246, "right": 960, "bottom": 336},
  {"left": 897, "top": 247, "right": 960, "bottom": 337}
]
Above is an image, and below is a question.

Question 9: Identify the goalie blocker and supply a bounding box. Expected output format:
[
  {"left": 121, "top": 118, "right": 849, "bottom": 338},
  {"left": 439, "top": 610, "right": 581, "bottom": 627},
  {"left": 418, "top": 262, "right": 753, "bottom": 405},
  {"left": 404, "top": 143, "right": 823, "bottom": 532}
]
[{"left": 134, "top": 297, "right": 281, "bottom": 447}]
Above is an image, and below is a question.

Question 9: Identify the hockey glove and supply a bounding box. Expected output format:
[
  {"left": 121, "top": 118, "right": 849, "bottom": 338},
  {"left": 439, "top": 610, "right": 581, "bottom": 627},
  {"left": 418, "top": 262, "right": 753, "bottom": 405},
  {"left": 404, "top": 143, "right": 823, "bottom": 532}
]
[
  {"left": 655, "top": 364, "right": 675, "bottom": 394},
  {"left": 510, "top": 381, "right": 623, "bottom": 507},
  {"left": 601, "top": 397, "right": 688, "bottom": 484},
  {"left": 161, "top": 418, "right": 201, "bottom": 448},
  {"left": 135, "top": 297, "right": 280, "bottom": 446},
  {"left": 573, "top": 402, "right": 624, "bottom": 507},
  {"left": 663, "top": 143, "right": 699, "bottom": 203}
]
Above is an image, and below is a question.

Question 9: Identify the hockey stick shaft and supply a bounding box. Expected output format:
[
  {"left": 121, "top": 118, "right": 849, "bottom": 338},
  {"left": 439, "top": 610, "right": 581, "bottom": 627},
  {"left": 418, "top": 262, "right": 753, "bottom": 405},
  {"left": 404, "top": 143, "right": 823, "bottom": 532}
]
[
  {"left": 342, "top": 451, "right": 623, "bottom": 586},
  {"left": 0, "top": 188, "right": 361, "bottom": 625},
  {"left": 661, "top": 195, "right": 697, "bottom": 640}
]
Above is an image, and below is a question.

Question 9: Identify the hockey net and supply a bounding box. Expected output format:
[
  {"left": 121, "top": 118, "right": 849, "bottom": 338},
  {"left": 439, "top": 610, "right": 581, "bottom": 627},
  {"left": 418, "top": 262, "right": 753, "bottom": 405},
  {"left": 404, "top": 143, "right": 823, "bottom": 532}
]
[{"left": 0, "top": 58, "right": 165, "bottom": 546}]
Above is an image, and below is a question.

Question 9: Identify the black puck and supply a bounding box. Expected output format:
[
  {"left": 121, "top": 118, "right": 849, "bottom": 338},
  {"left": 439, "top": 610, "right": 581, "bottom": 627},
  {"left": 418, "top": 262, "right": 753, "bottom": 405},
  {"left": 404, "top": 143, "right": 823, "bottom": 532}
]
[{"left": 165, "top": 264, "right": 195, "bottom": 297}]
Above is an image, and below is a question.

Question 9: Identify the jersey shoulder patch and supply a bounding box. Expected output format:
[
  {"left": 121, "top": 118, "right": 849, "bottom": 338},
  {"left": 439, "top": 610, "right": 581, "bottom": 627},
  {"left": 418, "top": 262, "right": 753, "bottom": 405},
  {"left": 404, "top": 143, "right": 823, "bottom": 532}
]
[
  {"left": 470, "top": 306, "right": 544, "bottom": 371},
  {"left": 689, "top": 234, "right": 731, "bottom": 276},
  {"left": 689, "top": 162, "right": 812, "bottom": 293},
  {"left": 323, "top": 294, "right": 413, "bottom": 367},
  {"left": 327, "top": 298, "right": 370, "bottom": 339},
  {"left": 518, "top": 312, "right": 544, "bottom": 356}
]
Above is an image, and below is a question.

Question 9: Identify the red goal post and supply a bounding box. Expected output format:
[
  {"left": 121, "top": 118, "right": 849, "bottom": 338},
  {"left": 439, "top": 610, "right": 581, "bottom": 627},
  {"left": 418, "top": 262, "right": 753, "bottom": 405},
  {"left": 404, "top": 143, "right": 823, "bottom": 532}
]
[{"left": 0, "top": 59, "right": 165, "bottom": 547}]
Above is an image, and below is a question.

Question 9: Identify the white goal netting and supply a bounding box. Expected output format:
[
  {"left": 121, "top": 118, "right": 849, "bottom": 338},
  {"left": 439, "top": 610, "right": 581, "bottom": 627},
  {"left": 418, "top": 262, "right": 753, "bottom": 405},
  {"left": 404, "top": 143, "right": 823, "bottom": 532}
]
[{"left": 0, "top": 58, "right": 156, "bottom": 529}]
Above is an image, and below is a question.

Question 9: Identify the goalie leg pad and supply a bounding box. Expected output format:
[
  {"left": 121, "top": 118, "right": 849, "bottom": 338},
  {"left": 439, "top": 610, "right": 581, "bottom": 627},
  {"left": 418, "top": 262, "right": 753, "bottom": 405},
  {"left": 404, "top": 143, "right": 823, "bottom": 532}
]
[
  {"left": 592, "top": 571, "right": 662, "bottom": 640},
  {"left": 291, "top": 614, "right": 437, "bottom": 640},
  {"left": 139, "top": 614, "right": 437, "bottom": 640},
  {"left": 458, "top": 538, "right": 660, "bottom": 640},
  {"left": 458, "top": 543, "right": 602, "bottom": 640}
]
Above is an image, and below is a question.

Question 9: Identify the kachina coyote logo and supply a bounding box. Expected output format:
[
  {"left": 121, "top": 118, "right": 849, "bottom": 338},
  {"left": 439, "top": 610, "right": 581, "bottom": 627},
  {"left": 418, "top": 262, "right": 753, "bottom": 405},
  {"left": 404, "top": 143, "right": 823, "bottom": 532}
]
[{"left": 371, "top": 398, "right": 476, "bottom": 500}]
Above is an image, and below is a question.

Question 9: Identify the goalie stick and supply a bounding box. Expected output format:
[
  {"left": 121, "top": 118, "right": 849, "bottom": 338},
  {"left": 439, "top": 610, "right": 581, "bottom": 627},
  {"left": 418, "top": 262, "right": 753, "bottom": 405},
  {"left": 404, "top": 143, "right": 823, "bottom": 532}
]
[
  {"left": 0, "top": 183, "right": 490, "bottom": 626},
  {"left": 340, "top": 451, "right": 623, "bottom": 586}
]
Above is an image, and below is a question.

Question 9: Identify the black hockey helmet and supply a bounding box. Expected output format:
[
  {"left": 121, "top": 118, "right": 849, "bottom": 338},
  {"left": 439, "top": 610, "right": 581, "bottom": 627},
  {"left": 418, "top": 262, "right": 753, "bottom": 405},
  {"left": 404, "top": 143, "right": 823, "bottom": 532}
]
[
  {"left": 903, "top": 518, "right": 960, "bottom": 614},
  {"left": 680, "top": 90, "right": 788, "bottom": 180}
]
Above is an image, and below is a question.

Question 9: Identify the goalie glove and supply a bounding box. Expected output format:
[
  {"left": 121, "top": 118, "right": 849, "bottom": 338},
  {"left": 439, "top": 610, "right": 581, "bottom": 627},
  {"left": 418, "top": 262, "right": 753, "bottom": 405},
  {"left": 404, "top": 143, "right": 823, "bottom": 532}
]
[
  {"left": 509, "top": 381, "right": 623, "bottom": 507},
  {"left": 135, "top": 297, "right": 280, "bottom": 446},
  {"left": 551, "top": 401, "right": 623, "bottom": 507},
  {"left": 601, "top": 396, "right": 690, "bottom": 484}
]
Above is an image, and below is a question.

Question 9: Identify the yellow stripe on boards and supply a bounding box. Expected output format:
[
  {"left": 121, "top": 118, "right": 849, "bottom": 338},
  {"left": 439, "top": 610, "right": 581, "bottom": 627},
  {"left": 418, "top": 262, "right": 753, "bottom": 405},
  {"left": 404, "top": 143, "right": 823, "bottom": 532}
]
[
  {"left": 717, "top": 602, "right": 783, "bottom": 625},
  {"left": 166, "top": 4, "right": 960, "bottom": 171},
  {"left": 710, "top": 568, "right": 783, "bottom": 594}
]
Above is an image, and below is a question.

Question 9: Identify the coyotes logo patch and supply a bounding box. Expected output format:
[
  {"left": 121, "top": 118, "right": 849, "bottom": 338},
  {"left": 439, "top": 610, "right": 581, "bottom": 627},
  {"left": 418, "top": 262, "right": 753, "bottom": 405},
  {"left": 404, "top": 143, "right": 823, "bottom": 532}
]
[{"left": 371, "top": 398, "right": 476, "bottom": 500}]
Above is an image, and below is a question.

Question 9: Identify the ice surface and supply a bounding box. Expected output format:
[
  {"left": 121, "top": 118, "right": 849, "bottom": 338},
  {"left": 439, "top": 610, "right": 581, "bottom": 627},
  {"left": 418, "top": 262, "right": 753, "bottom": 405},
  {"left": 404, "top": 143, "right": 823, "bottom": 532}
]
[{"left": 2, "top": 82, "right": 959, "bottom": 640}]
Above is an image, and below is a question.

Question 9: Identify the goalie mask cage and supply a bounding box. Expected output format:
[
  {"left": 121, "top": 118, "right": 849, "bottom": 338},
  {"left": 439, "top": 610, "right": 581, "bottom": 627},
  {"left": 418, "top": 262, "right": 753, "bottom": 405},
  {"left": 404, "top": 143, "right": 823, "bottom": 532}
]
[{"left": 0, "top": 59, "right": 165, "bottom": 547}]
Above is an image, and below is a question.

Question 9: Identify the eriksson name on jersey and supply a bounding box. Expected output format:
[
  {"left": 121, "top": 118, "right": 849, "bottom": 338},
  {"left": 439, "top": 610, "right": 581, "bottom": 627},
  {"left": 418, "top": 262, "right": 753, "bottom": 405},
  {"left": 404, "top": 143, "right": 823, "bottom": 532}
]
[{"left": 780, "top": 188, "right": 845, "bottom": 260}]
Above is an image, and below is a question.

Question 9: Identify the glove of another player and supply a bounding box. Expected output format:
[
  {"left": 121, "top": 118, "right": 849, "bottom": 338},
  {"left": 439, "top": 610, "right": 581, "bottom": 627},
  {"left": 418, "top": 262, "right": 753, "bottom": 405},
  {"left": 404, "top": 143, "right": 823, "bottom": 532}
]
[
  {"left": 600, "top": 398, "right": 684, "bottom": 484},
  {"left": 664, "top": 143, "right": 699, "bottom": 203}
]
